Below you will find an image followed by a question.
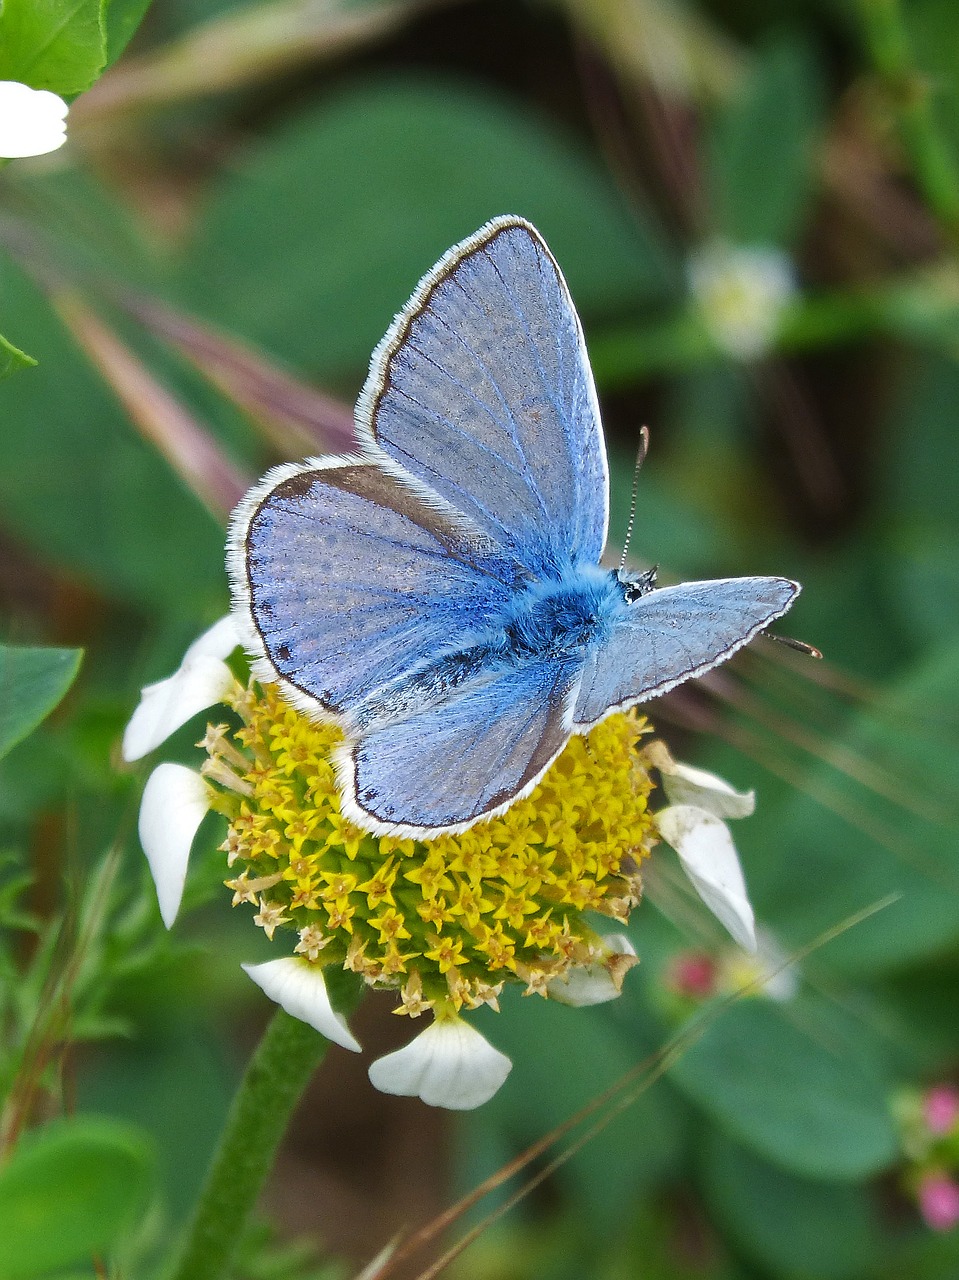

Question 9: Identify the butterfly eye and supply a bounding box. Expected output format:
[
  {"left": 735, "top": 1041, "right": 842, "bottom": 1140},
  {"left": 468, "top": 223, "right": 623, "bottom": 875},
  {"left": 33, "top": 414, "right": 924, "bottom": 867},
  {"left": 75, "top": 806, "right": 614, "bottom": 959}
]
[{"left": 619, "top": 566, "right": 658, "bottom": 604}]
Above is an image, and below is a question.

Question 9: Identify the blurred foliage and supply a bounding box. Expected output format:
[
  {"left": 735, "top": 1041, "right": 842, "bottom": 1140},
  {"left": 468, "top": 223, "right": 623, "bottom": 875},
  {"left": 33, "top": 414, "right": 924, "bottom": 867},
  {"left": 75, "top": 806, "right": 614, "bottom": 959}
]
[{"left": 2, "top": 0, "right": 959, "bottom": 1277}]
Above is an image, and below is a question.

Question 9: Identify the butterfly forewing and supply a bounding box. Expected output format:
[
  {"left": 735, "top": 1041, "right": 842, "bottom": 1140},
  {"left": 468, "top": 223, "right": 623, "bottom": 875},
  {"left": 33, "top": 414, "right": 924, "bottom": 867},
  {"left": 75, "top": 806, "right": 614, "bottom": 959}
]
[
  {"left": 359, "top": 217, "right": 608, "bottom": 577},
  {"left": 233, "top": 458, "right": 523, "bottom": 719},
  {"left": 573, "top": 577, "right": 800, "bottom": 728}
]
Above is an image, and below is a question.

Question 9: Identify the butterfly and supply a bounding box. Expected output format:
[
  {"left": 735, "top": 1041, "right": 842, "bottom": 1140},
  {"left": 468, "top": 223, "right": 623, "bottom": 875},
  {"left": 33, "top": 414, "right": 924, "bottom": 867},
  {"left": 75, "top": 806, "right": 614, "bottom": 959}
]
[{"left": 227, "top": 216, "right": 799, "bottom": 837}]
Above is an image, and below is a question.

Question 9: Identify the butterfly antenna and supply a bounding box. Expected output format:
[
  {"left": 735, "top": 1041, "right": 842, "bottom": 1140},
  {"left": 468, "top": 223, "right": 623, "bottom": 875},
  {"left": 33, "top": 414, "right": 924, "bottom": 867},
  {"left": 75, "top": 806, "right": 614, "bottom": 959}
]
[
  {"left": 765, "top": 632, "right": 823, "bottom": 659},
  {"left": 619, "top": 426, "right": 650, "bottom": 573}
]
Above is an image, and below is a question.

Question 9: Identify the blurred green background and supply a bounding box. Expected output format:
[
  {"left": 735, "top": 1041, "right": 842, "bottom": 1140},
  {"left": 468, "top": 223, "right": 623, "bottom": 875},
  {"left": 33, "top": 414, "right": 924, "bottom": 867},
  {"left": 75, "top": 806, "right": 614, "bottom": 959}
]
[{"left": 2, "top": 0, "right": 959, "bottom": 1277}]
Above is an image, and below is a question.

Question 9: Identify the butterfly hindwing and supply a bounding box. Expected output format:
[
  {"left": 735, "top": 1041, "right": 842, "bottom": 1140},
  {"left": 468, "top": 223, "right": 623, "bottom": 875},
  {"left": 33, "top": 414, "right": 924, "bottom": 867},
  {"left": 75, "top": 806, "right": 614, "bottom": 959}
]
[
  {"left": 340, "top": 658, "right": 582, "bottom": 835},
  {"left": 359, "top": 216, "right": 608, "bottom": 577},
  {"left": 230, "top": 456, "right": 524, "bottom": 719},
  {"left": 573, "top": 577, "right": 800, "bottom": 728}
]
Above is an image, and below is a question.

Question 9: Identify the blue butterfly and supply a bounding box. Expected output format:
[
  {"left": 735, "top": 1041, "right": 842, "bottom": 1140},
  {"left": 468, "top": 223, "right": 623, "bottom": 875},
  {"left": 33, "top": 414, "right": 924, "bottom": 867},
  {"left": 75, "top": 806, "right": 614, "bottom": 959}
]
[{"left": 228, "top": 216, "right": 799, "bottom": 836}]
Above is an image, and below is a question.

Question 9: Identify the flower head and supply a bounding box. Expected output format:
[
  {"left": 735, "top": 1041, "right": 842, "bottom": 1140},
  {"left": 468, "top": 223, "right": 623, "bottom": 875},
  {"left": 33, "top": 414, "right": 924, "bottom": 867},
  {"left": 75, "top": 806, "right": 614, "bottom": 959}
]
[
  {"left": 126, "top": 622, "right": 766, "bottom": 1107},
  {"left": 207, "top": 679, "right": 655, "bottom": 1020},
  {"left": 688, "top": 241, "right": 795, "bottom": 361},
  {"left": 0, "top": 81, "right": 68, "bottom": 159}
]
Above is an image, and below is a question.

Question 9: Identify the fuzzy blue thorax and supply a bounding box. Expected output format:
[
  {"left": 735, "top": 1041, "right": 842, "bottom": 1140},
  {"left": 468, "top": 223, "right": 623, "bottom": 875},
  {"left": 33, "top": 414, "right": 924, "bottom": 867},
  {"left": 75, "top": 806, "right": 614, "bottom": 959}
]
[{"left": 499, "top": 565, "right": 625, "bottom": 660}]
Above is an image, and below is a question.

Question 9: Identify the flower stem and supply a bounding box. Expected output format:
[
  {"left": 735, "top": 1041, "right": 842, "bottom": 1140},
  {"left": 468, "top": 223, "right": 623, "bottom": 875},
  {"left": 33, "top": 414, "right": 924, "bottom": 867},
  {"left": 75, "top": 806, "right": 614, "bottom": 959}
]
[{"left": 167, "top": 1003, "right": 351, "bottom": 1280}]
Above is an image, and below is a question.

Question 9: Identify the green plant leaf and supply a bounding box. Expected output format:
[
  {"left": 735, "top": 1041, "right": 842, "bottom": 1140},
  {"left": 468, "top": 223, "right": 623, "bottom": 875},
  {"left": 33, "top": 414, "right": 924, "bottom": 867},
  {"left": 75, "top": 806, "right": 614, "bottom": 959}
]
[
  {"left": 0, "top": 332, "right": 37, "bottom": 380},
  {"left": 0, "top": 1115, "right": 153, "bottom": 1279},
  {"left": 707, "top": 32, "right": 823, "bottom": 246},
  {"left": 0, "top": 0, "right": 107, "bottom": 96},
  {"left": 701, "top": 1130, "right": 881, "bottom": 1279},
  {"left": 183, "top": 76, "right": 678, "bottom": 383},
  {"left": 668, "top": 1000, "right": 897, "bottom": 1180},
  {"left": 0, "top": 644, "right": 82, "bottom": 760},
  {"left": 103, "top": 0, "right": 152, "bottom": 66}
]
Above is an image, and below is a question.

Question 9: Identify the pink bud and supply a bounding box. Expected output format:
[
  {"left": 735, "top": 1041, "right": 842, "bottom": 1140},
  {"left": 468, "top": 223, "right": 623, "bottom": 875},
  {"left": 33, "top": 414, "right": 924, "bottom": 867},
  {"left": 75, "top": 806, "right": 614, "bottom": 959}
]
[
  {"left": 924, "top": 1086, "right": 959, "bottom": 1136},
  {"left": 918, "top": 1174, "right": 959, "bottom": 1232},
  {"left": 667, "top": 951, "right": 717, "bottom": 999}
]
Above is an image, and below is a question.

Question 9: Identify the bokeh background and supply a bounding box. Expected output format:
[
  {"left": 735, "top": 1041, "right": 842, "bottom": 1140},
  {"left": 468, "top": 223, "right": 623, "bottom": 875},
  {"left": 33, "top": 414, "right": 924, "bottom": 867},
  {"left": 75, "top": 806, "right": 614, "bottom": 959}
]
[{"left": 2, "top": 1, "right": 959, "bottom": 1277}]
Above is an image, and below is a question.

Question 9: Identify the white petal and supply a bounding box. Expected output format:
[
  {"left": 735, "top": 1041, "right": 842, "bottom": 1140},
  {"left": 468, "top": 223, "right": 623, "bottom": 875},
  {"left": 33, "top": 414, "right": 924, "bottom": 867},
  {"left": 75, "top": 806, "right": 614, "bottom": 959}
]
[
  {"left": 122, "top": 616, "right": 239, "bottom": 761},
  {"left": 657, "top": 805, "right": 757, "bottom": 952},
  {"left": 242, "top": 957, "right": 361, "bottom": 1053},
  {"left": 548, "top": 934, "right": 638, "bottom": 1007},
  {"left": 663, "top": 762, "right": 754, "bottom": 819},
  {"left": 138, "top": 763, "right": 210, "bottom": 928},
  {"left": 753, "top": 928, "right": 800, "bottom": 1001},
  {"left": 180, "top": 615, "right": 241, "bottom": 665},
  {"left": 648, "top": 742, "right": 754, "bottom": 819},
  {"left": 0, "top": 82, "right": 68, "bottom": 158},
  {"left": 688, "top": 242, "right": 795, "bottom": 361},
  {"left": 368, "top": 1017, "right": 511, "bottom": 1110}
]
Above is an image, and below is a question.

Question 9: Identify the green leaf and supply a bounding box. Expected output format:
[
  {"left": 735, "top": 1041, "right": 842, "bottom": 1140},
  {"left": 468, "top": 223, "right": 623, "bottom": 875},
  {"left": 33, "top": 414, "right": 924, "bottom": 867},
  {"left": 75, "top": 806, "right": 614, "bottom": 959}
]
[
  {"left": 0, "top": 332, "right": 37, "bottom": 380},
  {"left": 0, "top": 0, "right": 107, "bottom": 96},
  {"left": 760, "top": 640, "right": 959, "bottom": 974},
  {"left": 0, "top": 1115, "right": 153, "bottom": 1279},
  {"left": 668, "top": 1000, "right": 897, "bottom": 1180},
  {"left": 701, "top": 1130, "right": 881, "bottom": 1279},
  {"left": 103, "top": 0, "right": 152, "bottom": 66},
  {"left": 0, "top": 644, "right": 82, "bottom": 760},
  {"left": 183, "top": 76, "right": 678, "bottom": 382},
  {"left": 707, "top": 33, "right": 823, "bottom": 246}
]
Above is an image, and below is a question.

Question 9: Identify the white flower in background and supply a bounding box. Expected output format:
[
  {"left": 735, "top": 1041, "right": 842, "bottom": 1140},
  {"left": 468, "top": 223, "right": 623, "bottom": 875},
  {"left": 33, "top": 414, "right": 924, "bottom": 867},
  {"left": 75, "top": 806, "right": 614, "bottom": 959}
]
[
  {"left": 0, "top": 81, "right": 68, "bottom": 159},
  {"left": 717, "top": 927, "right": 799, "bottom": 1001},
  {"left": 647, "top": 740, "right": 758, "bottom": 952},
  {"left": 688, "top": 241, "right": 796, "bottom": 361}
]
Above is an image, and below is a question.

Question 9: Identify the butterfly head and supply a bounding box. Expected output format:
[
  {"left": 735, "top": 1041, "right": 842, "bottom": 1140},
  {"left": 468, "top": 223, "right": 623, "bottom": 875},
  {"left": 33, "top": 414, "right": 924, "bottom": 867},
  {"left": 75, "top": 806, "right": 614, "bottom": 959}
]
[{"left": 616, "top": 565, "right": 658, "bottom": 605}]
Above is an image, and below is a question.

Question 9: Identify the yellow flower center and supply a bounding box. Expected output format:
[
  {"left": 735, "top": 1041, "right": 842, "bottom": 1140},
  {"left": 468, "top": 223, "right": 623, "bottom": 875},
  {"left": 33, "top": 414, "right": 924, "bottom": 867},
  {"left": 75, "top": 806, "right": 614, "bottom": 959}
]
[{"left": 209, "top": 681, "right": 658, "bottom": 1015}]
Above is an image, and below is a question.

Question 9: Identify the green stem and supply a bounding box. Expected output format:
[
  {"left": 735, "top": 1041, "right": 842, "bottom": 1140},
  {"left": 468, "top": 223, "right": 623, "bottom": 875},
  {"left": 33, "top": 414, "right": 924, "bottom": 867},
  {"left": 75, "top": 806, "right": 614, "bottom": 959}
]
[
  {"left": 858, "top": 0, "right": 959, "bottom": 241},
  {"left": 167, "top": 1001, "right": 354, "bottom": 1280}
]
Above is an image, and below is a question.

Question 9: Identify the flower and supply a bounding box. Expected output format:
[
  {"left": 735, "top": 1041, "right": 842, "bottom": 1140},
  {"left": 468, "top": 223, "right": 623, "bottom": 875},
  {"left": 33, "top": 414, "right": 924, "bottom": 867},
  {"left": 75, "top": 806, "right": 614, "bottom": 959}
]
[
  {"left": 924, "top": 1086, "right": 959, "bottom": 1138},
  {"left": 647, "top": 740, "right": 757, "bottom": 952},
  {"left": 917, "top": 1173, "right": 959, "bottom": 1232},
  {"left": 662, "top": 928, "right": 798, "bottom": 1014},
  {"left": 894, "top": 1081, "right": 959, "bottom": 1227},
  {"left": 125, "top": 624, "right": 766, "bottom": 1108},
  {"left": 0, "top": 81, "right": 68, "bottom": 159},
  {"left": 687, "top": 241, "right": 795, "bottom": 361}
]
